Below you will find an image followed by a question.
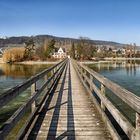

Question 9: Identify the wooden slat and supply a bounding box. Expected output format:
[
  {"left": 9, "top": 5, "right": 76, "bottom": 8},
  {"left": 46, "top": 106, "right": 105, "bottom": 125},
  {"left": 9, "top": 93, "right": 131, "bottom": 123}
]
[
  {"left": 73, "top": 60, "right": 136, "bottom": 139},
  {"left": 73, "top": 61, "right": 121, "bottom": 140},
  {"left": 22, "top": 59, "right": 112, "bottom": 140}
]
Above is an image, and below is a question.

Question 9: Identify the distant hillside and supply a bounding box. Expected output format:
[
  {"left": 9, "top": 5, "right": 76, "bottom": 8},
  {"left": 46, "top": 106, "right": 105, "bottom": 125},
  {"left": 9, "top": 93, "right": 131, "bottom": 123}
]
[
  {"left": 0, "top": 35, "right": 125, "bottom": 49},
  {"left": 93, "top": 40, "right": 124, "bottom": 47}
]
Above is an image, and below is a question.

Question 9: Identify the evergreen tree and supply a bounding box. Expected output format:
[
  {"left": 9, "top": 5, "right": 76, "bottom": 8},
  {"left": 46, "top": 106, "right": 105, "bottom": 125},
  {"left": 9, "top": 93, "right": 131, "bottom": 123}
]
[
  {"left": 24, "top": 39, "right": 35, "bottom": 59},
  {"left": 44, "top": 39, "right": 56, "bottom": 58},
  {"left": 71, "top": 42, "right": 76, "bottom": 59}
]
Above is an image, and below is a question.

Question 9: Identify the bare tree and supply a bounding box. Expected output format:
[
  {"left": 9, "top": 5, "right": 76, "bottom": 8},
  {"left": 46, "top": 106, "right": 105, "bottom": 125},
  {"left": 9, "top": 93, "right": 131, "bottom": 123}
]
[{"left": 24, "top": 39, "right": 35, "bottom": 60}]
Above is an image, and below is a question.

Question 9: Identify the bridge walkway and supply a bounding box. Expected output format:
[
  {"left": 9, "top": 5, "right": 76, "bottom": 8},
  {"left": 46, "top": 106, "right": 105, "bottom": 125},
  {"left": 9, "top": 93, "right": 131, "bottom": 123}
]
[{"left": 25, "top": 60, "right": 112, "bottom": 140}]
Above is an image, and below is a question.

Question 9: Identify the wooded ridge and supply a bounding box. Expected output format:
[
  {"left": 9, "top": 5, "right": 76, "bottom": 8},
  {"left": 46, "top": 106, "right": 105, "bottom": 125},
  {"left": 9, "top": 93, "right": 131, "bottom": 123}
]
[{"left": 0, "top": 34, "right": 125, "bottom": 48}]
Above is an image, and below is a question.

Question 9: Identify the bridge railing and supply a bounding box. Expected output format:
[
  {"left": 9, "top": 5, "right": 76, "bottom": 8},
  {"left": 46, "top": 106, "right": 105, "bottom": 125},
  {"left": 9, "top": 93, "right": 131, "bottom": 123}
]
[
  {"left": 0, "top": 58, "right": 68, "bottom": 139},
  {"left": 73, "top": 60, "right": 140, "bottom": 140}
]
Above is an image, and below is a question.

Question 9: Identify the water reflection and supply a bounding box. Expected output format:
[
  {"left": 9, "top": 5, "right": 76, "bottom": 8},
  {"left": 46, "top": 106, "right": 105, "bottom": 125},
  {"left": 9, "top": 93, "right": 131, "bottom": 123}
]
[
  {"left": 88, "top": 60, "right": 140, "bottom": 96},
  {"left": 0, "top": 63, "right": 50, "bottom": 78},
  {"left": 89, "top": 60, "right": 140, "bottom": 76},
  {"left": 0, "top": 63, "right": 51, "bottom": 93},
  {"left": 0, "top": 63, "right": 51, "bottom": 127},
  {"left": 125, "top": 60, "right": 137, "bottom": 76}
]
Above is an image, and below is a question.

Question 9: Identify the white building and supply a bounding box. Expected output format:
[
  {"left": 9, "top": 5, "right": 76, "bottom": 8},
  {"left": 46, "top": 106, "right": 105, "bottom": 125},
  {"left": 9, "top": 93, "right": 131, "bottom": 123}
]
[{"left": 53, "top": 47, "right": 67, "bottom": 59}]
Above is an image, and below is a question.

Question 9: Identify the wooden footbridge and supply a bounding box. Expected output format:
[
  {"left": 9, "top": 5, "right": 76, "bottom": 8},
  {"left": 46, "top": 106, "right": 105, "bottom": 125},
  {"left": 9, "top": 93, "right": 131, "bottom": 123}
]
[{"left": 0, "top": 58, "right": 140, "bottom": 140}]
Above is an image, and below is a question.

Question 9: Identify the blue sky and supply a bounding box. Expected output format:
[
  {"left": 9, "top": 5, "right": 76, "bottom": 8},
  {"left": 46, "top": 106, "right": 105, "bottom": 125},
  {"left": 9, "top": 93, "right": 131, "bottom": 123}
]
[{"left": 0, "top": 0, "right": 140, "bottom": 45}]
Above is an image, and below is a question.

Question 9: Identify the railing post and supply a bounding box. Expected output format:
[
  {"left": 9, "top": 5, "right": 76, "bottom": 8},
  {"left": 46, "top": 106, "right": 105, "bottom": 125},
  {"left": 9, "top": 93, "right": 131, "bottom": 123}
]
[
  {"left": 82, "top": 68, "right": 86, "bottom": 82},
  {"left": 44, "top": 73, "right": 47, "bottom": 81},
  {"left": 54, "top": 66, "right": 57, "bottom": 80},
  {"left": 51, "top": 69, "right": 54, "bottom": 85},
  {"left": 101, "top": 84, "right": 106, "bottom": 111},
  {"left": 77, "top": 65, "right": 80, "bottom": 75},
  {"left": 44, "top": 74, "right": 49, "bottom": 91},
  {"left": 78, "top": 65, "right": 82, "bottom": 75},
  {"left": 78, "top": 63, "right": 83, "bottom": 76},
  {"left": 53, "top": 68, "right": 55, "bottom": 82},
  {"left": 31, "top": 82, "right": 36, "bottom": 112},
  {"left": 90, "top": 74, "right": 93, "bottom": 91},
  {"left": 131, "top": 113, "right": 140, "bottom": 140},
  {"left": 136, "top": 113, "right": 140, "bottom": 129}
]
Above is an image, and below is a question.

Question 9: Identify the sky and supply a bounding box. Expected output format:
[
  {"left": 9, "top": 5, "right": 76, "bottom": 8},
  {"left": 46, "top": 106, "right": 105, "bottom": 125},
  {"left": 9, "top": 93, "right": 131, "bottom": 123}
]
[{"left": 0, "top": 0, "right": 140, "bottom": 45}]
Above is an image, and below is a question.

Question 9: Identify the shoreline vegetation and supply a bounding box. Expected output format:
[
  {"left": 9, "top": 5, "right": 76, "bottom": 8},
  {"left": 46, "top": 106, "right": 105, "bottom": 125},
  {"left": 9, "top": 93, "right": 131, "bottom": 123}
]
[
  {"left": 1, "top": 37, "right": 140, "bottom": 64},
  {"left": 79, "top": 57, "right": 140, "bottom": 64},
  {"left": 15, "top": 60, "right": 60, "bottom": 65},
  {"left": 1, "top": 57, "right": 140, "bottom": 65},
  {"left": 0, "top": 58, "right": 60, "bottom": 64},
  {"left": 1, "top": 38, "right": 58, "bottom": 64}
]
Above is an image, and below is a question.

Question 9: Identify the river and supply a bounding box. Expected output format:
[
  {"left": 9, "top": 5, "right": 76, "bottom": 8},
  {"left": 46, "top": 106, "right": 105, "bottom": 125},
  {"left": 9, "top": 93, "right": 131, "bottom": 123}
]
[
  {"left": 87, "top": 60, "right": 140, "bottom": 126},
  {"left": 0, "top": 63, "right": 52, "bottom": 128}
]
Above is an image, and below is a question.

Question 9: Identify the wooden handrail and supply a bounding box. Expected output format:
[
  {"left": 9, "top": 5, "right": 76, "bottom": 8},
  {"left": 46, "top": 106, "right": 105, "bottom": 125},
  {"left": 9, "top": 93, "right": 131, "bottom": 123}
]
[
  {"left": 72, "top": 59, "right": 140, "bottom": 140},
  {"left": 0, "top": 58, "right": 67, "bottom": 107},
  {"left": 79, "top": 63, "right": 140, "bottom": 114},
  {"left": 0, "top": 58, "right": 68, "bottom": 139}
]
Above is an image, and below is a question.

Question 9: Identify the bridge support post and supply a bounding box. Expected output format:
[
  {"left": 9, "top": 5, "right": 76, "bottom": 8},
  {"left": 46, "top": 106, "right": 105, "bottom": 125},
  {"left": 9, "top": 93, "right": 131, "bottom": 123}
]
[
  {"left": 101, "top": 84, "right": 106, "bottom": 111},
  {"left": 83, "top": 69, "right": 86, "bottom": 82},
  {"left": 44, "top": 74, "right": 47, "bottom": 81},
  {"left": 79, "top": 65, "right": 82, "bottom": 75},
  {"left": 44, "top": 74, "right": 49, "bottom": 90},
  {"left": 50, "top": 70, "right": 54, "bottom": 86},
  {"left": 90, "top": 74, "right": 93, "bottom": 91},
  {"left": 53, "top": 68, "right": 56, "bottom": 82},
  {"left": 54, "top": 66, "right": 57, "bottom": 80},
  {"left": 131, "top": 113, "right": 140, "bottom": 140},
  {"left": 31, "top": 82, "right": 36, "bottom": 112}
]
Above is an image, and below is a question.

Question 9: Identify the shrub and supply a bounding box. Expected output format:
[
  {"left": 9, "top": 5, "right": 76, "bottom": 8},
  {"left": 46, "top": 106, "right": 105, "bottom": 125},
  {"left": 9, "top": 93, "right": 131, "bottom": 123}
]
[{"left": 3, "top": 47, "right": 25, "bottom": 62}]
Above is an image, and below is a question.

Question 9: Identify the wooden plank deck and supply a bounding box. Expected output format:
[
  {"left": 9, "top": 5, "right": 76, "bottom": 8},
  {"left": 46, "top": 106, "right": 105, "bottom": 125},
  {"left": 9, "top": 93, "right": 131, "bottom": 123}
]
[{"left": 25, "top": 60, "right": 112, "bottom": 140}]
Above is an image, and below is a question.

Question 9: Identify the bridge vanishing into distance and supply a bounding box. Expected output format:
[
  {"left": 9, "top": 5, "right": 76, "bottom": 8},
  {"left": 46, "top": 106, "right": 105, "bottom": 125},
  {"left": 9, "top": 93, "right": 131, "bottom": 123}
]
[{"left": 0, "top": 58, "right": 140, "bottom": 140}]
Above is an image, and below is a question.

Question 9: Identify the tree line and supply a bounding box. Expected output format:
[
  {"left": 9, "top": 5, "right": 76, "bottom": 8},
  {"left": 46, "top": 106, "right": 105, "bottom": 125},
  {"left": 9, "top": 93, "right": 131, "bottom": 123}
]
[
  {"left": 70, "top": 38, "right": 140, "bottom": 60},
  {"left": 70, "top": 37, "right": 97, "bottom": 60},
  {"left": 2, "top": 38, "right": 56, "bottom": 62},
  {"left": 2, "top": 37, "right": 140, "bottom": 62}
]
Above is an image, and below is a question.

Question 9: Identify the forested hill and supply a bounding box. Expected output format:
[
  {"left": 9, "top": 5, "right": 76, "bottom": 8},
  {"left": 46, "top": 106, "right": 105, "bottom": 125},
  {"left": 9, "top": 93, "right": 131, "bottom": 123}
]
[{"left": 0, "top": 35, "right": 124, "bottom": 48}]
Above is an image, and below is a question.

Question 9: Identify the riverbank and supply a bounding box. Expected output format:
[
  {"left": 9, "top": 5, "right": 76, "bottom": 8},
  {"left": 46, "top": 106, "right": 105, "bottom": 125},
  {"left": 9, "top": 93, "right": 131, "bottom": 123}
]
[
  {"left": 79, "top": 57, "right": 140, "bottom": 64},
  {"left": 0, "top": 59, "right": 60, "bottom": 65},
  {"left": 1, "top": 57, "right": 140, "bottom": 65},
  {"left": 15, "top": 60, "right": 60, "bottom": 65},
  {"left": 104, "top": 57, "right": 140, "bottom": 60}
]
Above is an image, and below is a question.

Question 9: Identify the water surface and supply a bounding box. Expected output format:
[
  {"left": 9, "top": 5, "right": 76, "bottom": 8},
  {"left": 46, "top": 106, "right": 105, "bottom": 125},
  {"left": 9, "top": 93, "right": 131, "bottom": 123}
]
[
  {"left": 0, "top": 63, "right": 52, "bottom": 127},
  {"left": 87, "top": 60, "right": 140, "bottom": 125}
]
